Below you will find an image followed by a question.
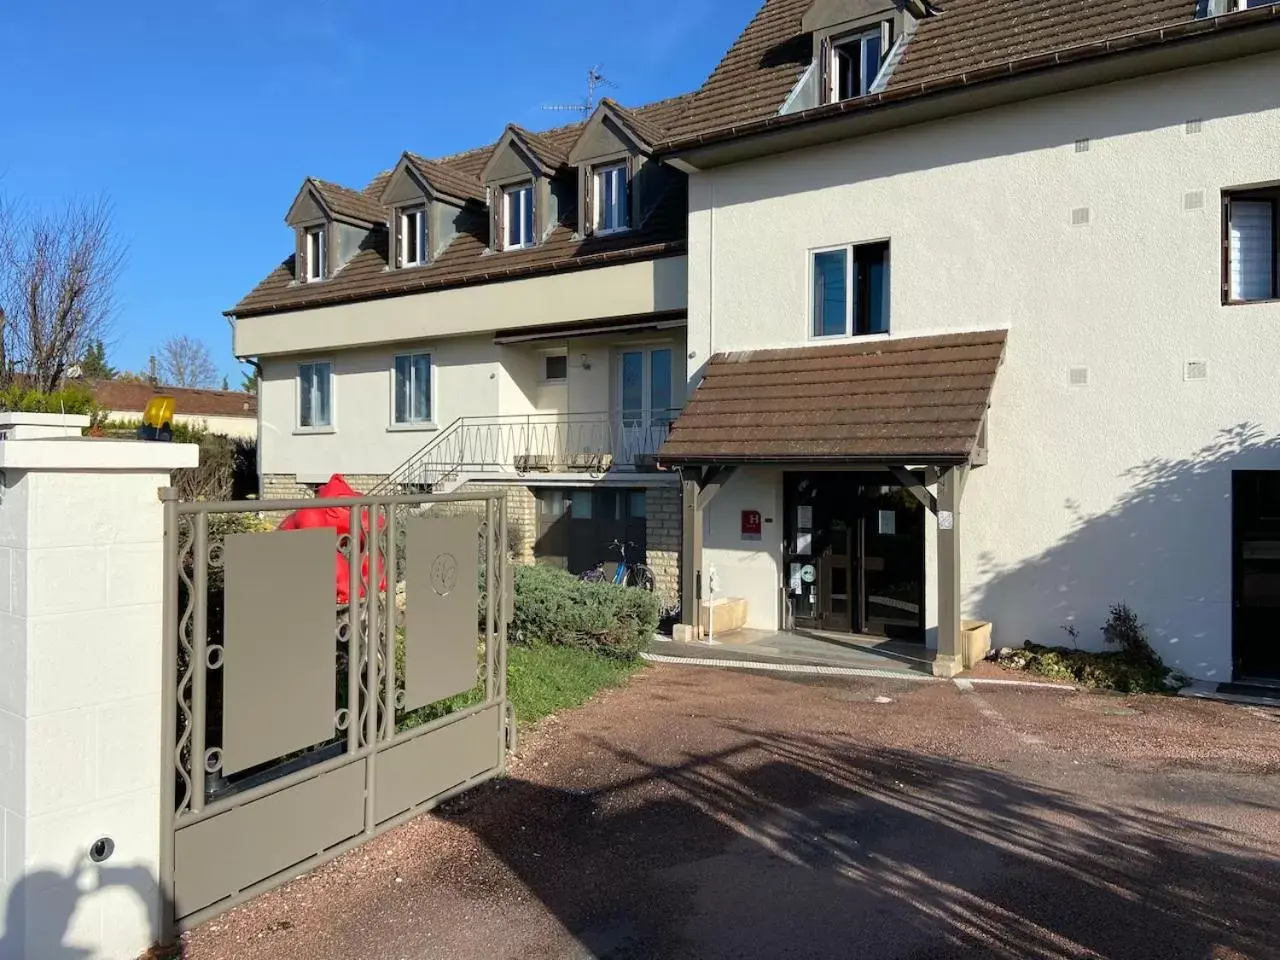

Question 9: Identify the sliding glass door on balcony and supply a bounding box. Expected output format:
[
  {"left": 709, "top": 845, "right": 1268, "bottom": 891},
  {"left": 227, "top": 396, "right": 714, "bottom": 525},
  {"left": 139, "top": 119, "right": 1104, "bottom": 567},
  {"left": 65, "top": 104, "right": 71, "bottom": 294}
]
[{"left": 617, "top": 347, "right": 674, "bottom": 466}]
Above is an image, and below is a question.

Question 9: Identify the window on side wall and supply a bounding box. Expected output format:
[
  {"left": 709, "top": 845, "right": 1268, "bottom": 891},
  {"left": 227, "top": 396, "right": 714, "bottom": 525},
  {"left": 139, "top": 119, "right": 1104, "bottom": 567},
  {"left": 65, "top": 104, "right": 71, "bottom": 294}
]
[
  {"left": 543, "top": 353, "right": 568, "bottom": 382},
  {"left": 399, "top": 205, "right": 427, "bottom": 267},
  {"left": 1224, "top": 188, "right": 1279, "bottom": 303},
  {"left": 812, "top": 241, "right": 890, "bottom": 338},
  {"left": 298, "top": 360, "right": 333, "bottom": 429},
  {"left": 504, "top": 182, "right": 535, "bottom": 250},
  {"left": 305, "top": 226, "right": 327, "bottom": 281},
  {"left": 594, "top": 163, "right": 630, "bottom": 233},
  {"left": 831, "top": 25, "right": 889, "bottom": 102},
  {"left": 393, "top": 352, "right": 433, "bottom": 425}
]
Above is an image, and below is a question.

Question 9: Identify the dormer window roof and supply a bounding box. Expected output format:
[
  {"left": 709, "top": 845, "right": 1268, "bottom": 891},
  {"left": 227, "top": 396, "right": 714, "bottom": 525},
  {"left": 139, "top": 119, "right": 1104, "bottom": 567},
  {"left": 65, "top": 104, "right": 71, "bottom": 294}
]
[
  {"left": 286, "top": 177, "right": 383, "bottom": 228},
  {"left": 480, "top": 124, "right": 570, "bottom": 183},
  {"left": 800, "top": 0, "right": 927, "bottom": 106},
  {"left": 379, "top": 152, "right": 485, "bottom": 208}
]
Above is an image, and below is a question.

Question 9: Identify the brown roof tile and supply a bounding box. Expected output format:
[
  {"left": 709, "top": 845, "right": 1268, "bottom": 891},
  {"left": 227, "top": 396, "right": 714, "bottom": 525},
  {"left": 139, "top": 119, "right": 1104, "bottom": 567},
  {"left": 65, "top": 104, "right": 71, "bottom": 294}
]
[
  {"left": 309, "top": 178, "right": 386, "bottom": 225},
  {"left": 658, "top": 331, "right": 1006, "bottom": 463},
  {"left": 404, "top": 154, "right": 485, "bottom": 203},
  {"left": 89, "top": 380, "right": 257, "bottom": 419}
]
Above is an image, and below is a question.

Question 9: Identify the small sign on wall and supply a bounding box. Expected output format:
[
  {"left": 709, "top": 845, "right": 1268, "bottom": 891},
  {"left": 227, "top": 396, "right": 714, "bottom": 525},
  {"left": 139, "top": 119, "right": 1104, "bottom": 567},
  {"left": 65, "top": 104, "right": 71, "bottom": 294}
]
[{"left": 741, "top": 509, "right": 762, "bottom": 541}]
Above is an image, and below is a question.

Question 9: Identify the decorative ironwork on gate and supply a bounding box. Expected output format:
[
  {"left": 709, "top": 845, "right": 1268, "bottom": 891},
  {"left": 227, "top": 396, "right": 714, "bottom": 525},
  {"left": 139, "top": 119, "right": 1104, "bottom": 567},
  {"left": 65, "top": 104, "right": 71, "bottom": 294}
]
[{"left": 159, "top": 490, "right": 512, "bottom": 935}]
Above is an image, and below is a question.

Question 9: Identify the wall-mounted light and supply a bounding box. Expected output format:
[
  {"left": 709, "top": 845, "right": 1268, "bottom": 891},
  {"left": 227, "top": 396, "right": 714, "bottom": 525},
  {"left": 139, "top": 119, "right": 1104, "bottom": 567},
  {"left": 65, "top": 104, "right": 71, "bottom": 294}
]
[{"left": 580, "top": 353, "right": 592, "bottom": 371}]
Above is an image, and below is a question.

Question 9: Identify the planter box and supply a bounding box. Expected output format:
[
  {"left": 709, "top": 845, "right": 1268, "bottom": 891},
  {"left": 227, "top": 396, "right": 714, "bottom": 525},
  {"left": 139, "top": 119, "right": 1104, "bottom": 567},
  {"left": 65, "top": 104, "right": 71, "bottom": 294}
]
[
  {"left": 567, "top": 452, "right": 613, "bottom": 473},
  {"left": 700, "top": 596, "right": 748, "bottom": 638},
  {"left": 515, "top": 454, "right": 553, "bottom": 473},
  {"left": 962, "top": 619, "right": 993, "bottom": 668}
]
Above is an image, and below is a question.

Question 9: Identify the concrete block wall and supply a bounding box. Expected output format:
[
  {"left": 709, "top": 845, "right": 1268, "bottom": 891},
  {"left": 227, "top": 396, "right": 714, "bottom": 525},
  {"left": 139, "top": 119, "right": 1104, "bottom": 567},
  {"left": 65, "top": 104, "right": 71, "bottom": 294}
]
[
  {"left": 645, "top": 486, "right": 681, "bottom": 610},
  {"left": 424, "top": 483, "right": 537, "bottom": 563}
]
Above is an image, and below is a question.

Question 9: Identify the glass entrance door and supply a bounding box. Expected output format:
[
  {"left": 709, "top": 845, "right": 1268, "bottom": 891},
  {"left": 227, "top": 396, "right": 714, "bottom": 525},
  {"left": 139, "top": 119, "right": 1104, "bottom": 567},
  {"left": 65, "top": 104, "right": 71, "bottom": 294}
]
[{"left": 618, "top": 347, "right": 674, "bottom": 465}]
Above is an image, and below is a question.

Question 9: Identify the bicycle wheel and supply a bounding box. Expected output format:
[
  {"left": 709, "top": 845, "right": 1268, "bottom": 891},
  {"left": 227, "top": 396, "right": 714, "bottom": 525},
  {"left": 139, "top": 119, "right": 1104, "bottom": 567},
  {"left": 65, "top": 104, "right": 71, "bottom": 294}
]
[{"left": 627, "top": 564, "right": 657, "bottom": 591}]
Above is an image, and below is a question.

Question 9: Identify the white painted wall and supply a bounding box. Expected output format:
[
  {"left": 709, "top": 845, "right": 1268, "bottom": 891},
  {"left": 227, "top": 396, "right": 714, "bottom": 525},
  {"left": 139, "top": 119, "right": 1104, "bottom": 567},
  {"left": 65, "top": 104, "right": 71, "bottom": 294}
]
[
  {"left": 688, "top": 52, "right": 1280, "bottom": 681},
  {"left": 105, "top": 411, "right": 257, "bottom": 440},
  {"left": 260, "top": 329, "right": 688, "bottom": 482},
  {"left": 259, "top": 336, "right": 501, "bottom": 480},
  {"left": 703, "top": 467, "right": 786, "bottom": 630},
  {"left": 0, "top": 424, "right": 197, "bottom": 960}
]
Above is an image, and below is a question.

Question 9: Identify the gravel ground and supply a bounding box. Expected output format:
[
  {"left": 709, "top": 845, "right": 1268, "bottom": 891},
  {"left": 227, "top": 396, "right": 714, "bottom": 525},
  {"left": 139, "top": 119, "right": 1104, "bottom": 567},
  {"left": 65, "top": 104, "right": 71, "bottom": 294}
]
[{"left": 180, "top": 665, "right": 1280, "bottom": 960}]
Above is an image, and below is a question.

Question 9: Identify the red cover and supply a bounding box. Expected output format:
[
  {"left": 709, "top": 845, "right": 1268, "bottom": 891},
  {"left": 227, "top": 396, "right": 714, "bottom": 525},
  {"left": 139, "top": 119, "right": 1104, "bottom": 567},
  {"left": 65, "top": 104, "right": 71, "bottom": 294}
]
[{"left": 276, "top": 475, "right": 385, "bottom": 603}]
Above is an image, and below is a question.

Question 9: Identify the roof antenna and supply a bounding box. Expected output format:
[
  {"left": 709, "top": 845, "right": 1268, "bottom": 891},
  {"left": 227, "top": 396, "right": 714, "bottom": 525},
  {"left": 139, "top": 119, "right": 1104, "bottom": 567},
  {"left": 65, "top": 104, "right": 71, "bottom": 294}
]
[{"left": 543, "top": 66, "right": 618, "bottom": 119}]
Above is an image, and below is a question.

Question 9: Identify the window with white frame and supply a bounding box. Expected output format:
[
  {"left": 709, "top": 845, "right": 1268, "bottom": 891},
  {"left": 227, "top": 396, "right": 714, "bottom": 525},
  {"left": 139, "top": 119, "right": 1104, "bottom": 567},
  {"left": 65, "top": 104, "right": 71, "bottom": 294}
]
[
  {"left": 298, "top": 360, "right": 333, "bottom": 428},
  {"left": 1235, "top": 0, "right": 1278, "bottom": 9},
  {"left": 399, "top": 205, "right": 427, "bottom": 267},
  {"left": 830, "top": 26, "right": 889, "bottom": 102},
  {"left": 305, "top": 226, "right": 327, "bottom": 281},
  {"left": 393, "top": 352, "right": 433, "bottom": 425},
  {"left": 812, "top": 240, "right": 890, "bottom": 338},
  {"left": 542, "top": 352, "right": 568, "bottom": 382},
  {"left": 1224, "top": 188, "right": 1279, "bottom": 303},
  {"left": 504, "top": 182, "right": 535, "bottom": 250},
  {"left": 594, "top": 163, "right": 630, "bottom": 233}
]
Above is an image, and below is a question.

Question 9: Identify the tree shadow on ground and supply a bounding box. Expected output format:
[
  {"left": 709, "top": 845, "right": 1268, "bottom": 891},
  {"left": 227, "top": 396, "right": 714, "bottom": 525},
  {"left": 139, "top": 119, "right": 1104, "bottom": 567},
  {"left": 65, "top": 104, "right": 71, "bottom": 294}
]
[
  {"left": 972, "top": 422, "right": 1280, "bottom": 681},
  {"left": 443, "top": 723, "right": 1278, "bottom": 959}
]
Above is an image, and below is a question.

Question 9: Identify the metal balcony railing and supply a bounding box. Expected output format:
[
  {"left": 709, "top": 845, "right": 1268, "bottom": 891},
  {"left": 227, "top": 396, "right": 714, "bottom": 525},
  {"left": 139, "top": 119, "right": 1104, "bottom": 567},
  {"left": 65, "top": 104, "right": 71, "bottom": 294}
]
[{"left": 375, "top": 410, "right": 679, "bottom": 492}]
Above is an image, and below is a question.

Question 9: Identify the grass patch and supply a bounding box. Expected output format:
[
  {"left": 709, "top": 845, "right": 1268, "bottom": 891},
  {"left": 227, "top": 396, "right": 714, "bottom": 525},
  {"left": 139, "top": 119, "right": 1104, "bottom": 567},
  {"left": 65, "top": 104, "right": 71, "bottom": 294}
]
[
  {"left": 399, "top": 643, "right": 643, "bottom": 732},
  {"left": 507, "top": 644, "right": 644, "bottom": 725}
]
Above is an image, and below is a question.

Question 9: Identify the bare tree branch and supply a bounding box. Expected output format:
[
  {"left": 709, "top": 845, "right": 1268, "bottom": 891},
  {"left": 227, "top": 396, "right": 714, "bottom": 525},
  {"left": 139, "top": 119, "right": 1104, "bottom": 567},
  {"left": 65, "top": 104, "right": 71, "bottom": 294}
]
[
  {"left": 0, "top": 197, "right": 123, "bottom": 392},
  {"left": 157, "top": 335, "right": 219, "bottom": 389}
]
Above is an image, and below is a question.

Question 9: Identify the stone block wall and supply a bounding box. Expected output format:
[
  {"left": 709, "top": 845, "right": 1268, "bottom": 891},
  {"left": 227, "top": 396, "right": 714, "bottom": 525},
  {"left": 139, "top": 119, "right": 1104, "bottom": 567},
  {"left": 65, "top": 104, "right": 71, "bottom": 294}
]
[{"left": 646, "top": 485, "right": 681, "bottom": 612}]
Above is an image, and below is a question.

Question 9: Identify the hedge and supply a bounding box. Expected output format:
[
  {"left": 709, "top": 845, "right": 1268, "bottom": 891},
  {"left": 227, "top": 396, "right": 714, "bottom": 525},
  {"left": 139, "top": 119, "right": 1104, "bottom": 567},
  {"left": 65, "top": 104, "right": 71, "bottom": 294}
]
[{"left": 511, "top": 563, "right": 658, "bottom": 660}]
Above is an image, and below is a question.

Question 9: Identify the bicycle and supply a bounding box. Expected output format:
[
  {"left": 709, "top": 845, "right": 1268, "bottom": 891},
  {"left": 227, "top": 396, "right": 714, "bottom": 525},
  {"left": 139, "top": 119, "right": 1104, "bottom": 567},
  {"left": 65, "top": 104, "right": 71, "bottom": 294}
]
[{"left": 579, "top": 539, "right": 656, "bottom": 592}]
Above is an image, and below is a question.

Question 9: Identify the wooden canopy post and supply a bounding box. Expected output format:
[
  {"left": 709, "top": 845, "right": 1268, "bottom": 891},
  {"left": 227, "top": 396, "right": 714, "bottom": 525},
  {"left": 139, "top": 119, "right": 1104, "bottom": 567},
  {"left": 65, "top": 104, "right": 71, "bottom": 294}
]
[
  {"left": 676, "top": 465, "right": 734, "bottom": 643},
  {"left": 933, "top": 465, "right": 967, "bottom": 677}
]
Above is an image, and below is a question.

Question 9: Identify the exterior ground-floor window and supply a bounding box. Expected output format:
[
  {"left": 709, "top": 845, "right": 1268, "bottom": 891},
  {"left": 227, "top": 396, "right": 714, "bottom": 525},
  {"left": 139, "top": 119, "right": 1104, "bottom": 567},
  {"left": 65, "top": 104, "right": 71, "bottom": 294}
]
[{"left": 534, "top": 487, "right": 647, "bottom": 574}]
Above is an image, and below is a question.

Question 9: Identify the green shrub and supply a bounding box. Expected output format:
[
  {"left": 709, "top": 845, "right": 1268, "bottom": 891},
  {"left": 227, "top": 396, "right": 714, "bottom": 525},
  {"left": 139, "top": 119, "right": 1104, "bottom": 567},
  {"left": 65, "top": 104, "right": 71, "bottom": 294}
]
[
  {"left": 511, "top": 563, "right": 658, "bottom": 660},
  {"left": 998, "top": 643, "right": 1171, "bottom": 693},
  {"left": 0, "top": 383, "right": 101, "bottom": 417}
]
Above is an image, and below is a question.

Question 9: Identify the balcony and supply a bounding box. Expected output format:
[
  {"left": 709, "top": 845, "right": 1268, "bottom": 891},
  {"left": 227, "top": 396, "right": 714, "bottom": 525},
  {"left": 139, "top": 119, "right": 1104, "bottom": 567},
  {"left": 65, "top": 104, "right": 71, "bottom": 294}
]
[{"left": 378, "top": 410, "right": 679, "bottom": 492}]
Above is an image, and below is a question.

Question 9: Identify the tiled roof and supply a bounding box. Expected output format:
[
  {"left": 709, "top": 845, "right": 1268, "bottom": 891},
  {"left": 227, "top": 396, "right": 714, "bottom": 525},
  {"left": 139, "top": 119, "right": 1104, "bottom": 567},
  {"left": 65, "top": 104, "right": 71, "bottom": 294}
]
[
  {"left": 232, "top": 97, "right": 693, "bottom": 318},
  {"left": 404, "top": 154, "right": 485, "bottom": 203},
  {"left": 662, "top": 0, "right": 1217, "bottom": 147},
  {"left": 89, "top": 380, "right": 257, "bottom": 418},
  {"left": 309, "top": 178, "right": 386, "bottom": 225},
  {"left": 658, "top": 331, "right": 1006, "bottom": 462}
]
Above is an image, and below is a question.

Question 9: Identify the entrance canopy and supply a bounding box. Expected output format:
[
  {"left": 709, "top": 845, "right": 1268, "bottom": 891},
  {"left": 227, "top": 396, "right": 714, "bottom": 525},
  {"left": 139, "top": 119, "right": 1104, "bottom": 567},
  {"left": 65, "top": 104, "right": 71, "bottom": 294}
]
[
  {"left": 657, "top": 330, "right": 1006, "bottom": 466},
  {"left": 658, "top": 330, "right": 1006, "bottom": 676}
]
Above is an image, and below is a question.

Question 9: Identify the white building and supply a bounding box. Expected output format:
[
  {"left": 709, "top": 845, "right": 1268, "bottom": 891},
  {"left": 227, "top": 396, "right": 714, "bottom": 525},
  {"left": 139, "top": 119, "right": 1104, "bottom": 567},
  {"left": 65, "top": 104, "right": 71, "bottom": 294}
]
[
  {"left": 232, "top": 0, "right": 1280, "bottom": 683},
  {"left": 657, "top": 0, "right": 1280, "bottom": 682}
]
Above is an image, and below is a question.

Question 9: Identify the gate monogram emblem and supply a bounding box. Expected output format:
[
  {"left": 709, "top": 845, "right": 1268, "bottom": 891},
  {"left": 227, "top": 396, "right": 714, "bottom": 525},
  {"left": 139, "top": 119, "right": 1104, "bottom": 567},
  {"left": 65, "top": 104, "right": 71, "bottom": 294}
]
[{"left": 431, "top": 552, "right": 459, "bottom": 597}]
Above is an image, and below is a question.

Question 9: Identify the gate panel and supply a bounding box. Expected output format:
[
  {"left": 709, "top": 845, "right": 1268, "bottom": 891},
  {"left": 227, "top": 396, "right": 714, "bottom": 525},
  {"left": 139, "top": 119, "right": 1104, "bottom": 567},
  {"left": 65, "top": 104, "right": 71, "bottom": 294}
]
[
  {"left": 174, "top": 761, "right": 365, "bottom": 916},
  {"left": 374, "top": 705, "right": 502, "bottom": 823},
  {"left": 162, "top": 490, "right": 510, "bottom": 937},
  {"left": 222, "top": 528, "right": 339, "bottom": 775},
  {"left": 403, "top": 515, "right": 481, "bottom": 711}
]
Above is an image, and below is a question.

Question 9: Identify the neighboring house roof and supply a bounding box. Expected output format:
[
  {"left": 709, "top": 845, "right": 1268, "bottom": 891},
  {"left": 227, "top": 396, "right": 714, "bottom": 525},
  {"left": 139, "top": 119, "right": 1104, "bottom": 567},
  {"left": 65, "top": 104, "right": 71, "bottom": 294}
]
[
  {"left": 657, "top": 331, "right": 1006, "bottom": 463},
  {"left": 87, "top": 380, "right": 258, "bottom": 419},
  {"left": 230, "top": 94, "right": 694, "bottom": 319}
]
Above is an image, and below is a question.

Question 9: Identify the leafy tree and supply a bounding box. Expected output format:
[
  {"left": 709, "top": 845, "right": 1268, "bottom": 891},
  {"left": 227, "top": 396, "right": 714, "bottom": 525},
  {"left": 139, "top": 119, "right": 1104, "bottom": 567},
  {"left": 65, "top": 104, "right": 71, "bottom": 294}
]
[{"left": 78, "top": 338, "right": 116, "bottom": 379}]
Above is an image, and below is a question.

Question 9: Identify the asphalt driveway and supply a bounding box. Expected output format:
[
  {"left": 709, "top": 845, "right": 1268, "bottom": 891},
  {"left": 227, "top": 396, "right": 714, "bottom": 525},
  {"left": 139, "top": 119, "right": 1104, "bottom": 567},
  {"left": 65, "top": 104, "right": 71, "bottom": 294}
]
[{"left": 181, "top": 666, "right": 1280, "bottom": 960}]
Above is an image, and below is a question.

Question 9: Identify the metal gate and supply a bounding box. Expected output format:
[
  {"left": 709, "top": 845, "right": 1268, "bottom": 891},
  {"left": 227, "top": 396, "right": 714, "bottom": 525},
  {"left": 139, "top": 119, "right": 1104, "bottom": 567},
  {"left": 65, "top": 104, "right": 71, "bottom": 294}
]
[{"left": 158, "top": 489, "right": 512, "bottom": 934}]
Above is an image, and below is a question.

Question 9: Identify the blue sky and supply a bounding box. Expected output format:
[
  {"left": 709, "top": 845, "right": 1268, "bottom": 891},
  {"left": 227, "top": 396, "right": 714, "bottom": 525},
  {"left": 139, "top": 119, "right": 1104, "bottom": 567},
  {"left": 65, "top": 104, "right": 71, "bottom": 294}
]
[{"left": 0, "top": 0, "right": 759, "bottom": 384}]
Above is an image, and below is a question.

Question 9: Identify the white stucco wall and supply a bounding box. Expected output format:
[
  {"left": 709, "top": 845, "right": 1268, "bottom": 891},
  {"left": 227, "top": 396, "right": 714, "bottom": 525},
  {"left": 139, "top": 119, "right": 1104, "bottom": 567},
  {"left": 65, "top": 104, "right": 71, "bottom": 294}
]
[
  {"left": 260, "top": 330, "right": 689, "bottom": 480},
  {"left": 688, "top": 52, "right": 1280, "bottom": 681},
  {"left": 703, "top": 467, "right": 786, "bottom": 631}
]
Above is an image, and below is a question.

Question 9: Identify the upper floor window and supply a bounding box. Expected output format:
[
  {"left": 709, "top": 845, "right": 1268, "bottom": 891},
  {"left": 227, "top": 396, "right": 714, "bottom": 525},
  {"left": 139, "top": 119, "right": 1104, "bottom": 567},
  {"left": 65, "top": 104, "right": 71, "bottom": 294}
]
[
  {"left": 595, "top": 163, "right": 630, "bottom": 234},
  {"left": 832, "top": 27, "right": 888, "bottom": 102},
  {"left": 1236, "top": 0, "right": 1278, "bottom": 8},
  {"left": 812, "top": 240, "right": 890, "bottom": 338},
  {"left": 504, "top": 182, "right": 535, "bottom": 250},
  {"left": 1224, "top": 188, "right": 1278, "bottom": 303},
  {"left": 393, "top": 351, "right": 433, "bottom": 425},
  {"left": 305, "top": 226, "right": 327, "bottom": 281},
  {"left": 298, "top": 360, "right": 333, "bottom": 429},
  {"left": 399, "top": 206, "right": 427, "bottom": 267}
]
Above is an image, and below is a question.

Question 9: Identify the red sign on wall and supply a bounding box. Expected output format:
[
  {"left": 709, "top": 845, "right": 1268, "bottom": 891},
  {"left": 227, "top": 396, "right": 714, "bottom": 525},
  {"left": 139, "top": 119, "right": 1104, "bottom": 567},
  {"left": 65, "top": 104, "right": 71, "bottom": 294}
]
[{"left": 741, "top": 510, "right": 762, "bottom": 540}]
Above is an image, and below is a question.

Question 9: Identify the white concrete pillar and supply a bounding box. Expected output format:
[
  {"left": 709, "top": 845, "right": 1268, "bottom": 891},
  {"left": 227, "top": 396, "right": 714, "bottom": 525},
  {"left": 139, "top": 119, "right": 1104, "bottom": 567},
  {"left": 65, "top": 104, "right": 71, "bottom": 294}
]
[{"left": 0, "top": 418, "right": 197, "bottom": 960}]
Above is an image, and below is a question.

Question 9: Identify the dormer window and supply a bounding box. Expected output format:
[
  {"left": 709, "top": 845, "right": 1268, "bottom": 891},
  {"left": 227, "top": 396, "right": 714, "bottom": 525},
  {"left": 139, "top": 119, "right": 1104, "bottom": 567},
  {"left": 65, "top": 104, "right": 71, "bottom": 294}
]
[
  {"left": 831, "top": 26, "right": 888, "bottom": 102},
  {"left": 398, "top": 205, "right": 427, "bottom": 267},
  {"left": 504, "top": 182, "right": 535, "bottom": 250},
  {"left": 305, "top": 226, "right": 327, "bottom": 281},
  {"left": 594, "top": 163, "right": 630, "bottom": 234}
]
